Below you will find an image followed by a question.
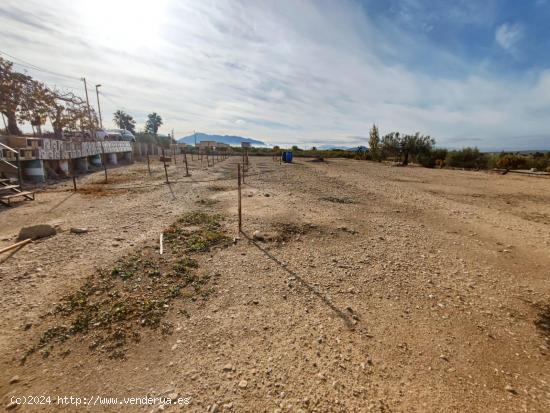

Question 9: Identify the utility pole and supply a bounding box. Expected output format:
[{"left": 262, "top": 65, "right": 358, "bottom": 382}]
[
  {"left": 81, "top": 77, "right": 95, "bottom": 140},
  {"left": 95, "top": 84, "right": 103, "bottom": 128}
]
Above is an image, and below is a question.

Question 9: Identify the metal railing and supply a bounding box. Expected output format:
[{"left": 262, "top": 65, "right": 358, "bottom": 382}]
[{"left": 0, "top": 142, "right": 23, "bottom": 188}]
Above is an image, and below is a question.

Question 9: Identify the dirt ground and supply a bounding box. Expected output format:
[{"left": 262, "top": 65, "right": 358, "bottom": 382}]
[{"left": 0, "top": 155, "right": 549, "bottom": 412}]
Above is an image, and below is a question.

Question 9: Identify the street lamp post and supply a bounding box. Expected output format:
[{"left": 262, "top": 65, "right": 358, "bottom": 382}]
[{"left": 95, "top": 84, "right": 103, "bottom": 129}]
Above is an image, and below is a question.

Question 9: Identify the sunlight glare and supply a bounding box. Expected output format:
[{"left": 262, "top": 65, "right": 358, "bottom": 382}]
[{"left": 81, "top": 0, "right": 169, "bottom": 51}]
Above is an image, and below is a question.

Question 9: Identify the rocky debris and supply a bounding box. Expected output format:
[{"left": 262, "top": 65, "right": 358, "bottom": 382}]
[
  {"left": 9, "top": 375, "right": 20, "bottom": 384},
  {"left": 505, "top": 384, "right": 517, "bottom": 395},
  {"left": 336, "top": 225, "right": 358, "bottom": 234},
  {"left": 17, "top": 224, "right": 56, "bottom": 241},
  {"left": 238, "top": 379, "right": 248, "bottom": 389},
  {"left": 70, "top": 227, "right": 89, "bottom": 234}
]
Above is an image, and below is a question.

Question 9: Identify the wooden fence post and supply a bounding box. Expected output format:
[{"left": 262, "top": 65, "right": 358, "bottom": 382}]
[
  {"left": 162, "top": 148, "right": 169, "bottom": 183},
  {"left": 183, "top": 148, "right": 189, "bottom": 176},
  {"left": 237, "top": 163, "right": 242, "bottom": 233}
]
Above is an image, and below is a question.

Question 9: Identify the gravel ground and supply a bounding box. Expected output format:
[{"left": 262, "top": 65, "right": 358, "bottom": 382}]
[{"left": 0, "top": 156, "right": 549, "bottom": 412}]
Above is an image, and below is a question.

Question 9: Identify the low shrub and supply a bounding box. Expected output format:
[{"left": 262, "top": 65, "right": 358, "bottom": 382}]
[{"left": 446, "top": 147, "right": 488, "bottom": 169}]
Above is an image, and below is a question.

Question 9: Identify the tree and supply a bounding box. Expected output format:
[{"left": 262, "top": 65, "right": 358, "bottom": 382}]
[
  {"left": 19, "top": 79, "right": 54, "bottom": 136},
  {"left": 0, "top": 57, "right": 30, "bottom": 135},
  {"left": 46, "top": 90, "right": 90, "bottom": 139},
  {"left": 381, "top": 132, "right": 400, "bottom": 161},
  {"left": 368, "top": 124, "right": 380, "bottom": 161},
  {"left": 113, "top": 110, "right": 136, "bottom": 133},
  {"left": 145, "top": 112, "right": 163, "bottom": 135},
  {"left": 400, "top": 133, "right": 434, "bottom": 165}
]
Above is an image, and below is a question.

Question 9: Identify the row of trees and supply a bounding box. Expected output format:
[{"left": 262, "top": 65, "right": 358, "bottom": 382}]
[
  {"left": 1, "top": 57, "right": 164, "bottom": 140},
  {"left": 366, "top": 125, "right": 550, "bottom": 171},
  {"left": 112, "top": 110, "right": 163, "bottom": 136},
  {"left": 0, "top": 57, "right": 99, "bottom": 138}
]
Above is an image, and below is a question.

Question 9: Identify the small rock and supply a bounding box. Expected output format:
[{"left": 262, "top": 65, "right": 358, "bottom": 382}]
[
  {"left": 9, "top": 375, "right": 20, "bottom": 384},
  {"left": 253, "top": 230, "right": 265, "bottom": 241},
  {"left": 210, "top": 404, "right": 220, "bottom": 413},
  {"left": 167, "top": 392, "right": 178, "bottom": 401},
  {"left": 223, "top": 363, "right": 233, "bottom": 371},
  {"left": 17, "top": 224, "right": 56, "bottom": 241},
  {"left": 6, "top": 401, "right": 17, "bottom": 410},
  {"left": 238, "top": 379, "right": 248, "bottom": 388},
  {"left": 505, "top": 384, "right": 517, "bottom": 394},
  {"left": 171, "top": 344, "right": 178, "bottom": 351},
  {"left": 70, "top": 227, "right": 89, "bottom": 234}
]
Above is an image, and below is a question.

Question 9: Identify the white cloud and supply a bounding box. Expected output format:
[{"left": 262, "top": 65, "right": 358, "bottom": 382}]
[
  {"left": 0, "top": 0, "right": 548, "bottom": 150},
  {"left": 495, "top": 23, "right": 523, "bottom": 53}
]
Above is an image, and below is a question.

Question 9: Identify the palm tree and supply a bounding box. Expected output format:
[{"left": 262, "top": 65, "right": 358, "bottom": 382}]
[
  {"left": 113, "top": 110, "right": 136, "bottom": 133},
  {"left": 145, "top": 112, "right": 163, "bottom": 135},
  {"left": 113, "top": 110, "right": 126, "bottom": 128}
]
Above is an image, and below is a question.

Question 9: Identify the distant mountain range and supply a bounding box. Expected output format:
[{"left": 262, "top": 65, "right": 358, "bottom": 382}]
[{"left": 177, "top": 132, "right": 266, "bottom": 146}]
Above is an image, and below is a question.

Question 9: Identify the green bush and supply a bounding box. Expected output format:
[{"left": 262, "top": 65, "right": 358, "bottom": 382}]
[
  {"left": 446, "top": 147, "right": 488, "bottom": 169},
  {"left": 417, "top": 148, "right": 448, "bottom": 168},
  {"left": 496, "top": 154, "right": 528, "bottom": 170}
]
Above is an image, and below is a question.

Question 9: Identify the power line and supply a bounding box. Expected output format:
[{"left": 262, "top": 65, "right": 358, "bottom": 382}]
[{"left": 0, "top": 49, "right": 81, "bottom": 81}]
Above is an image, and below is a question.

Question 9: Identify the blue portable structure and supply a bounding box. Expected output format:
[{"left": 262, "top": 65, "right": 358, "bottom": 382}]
[{"left": 281, "top": 151, "right": 293, "bottom": 163}]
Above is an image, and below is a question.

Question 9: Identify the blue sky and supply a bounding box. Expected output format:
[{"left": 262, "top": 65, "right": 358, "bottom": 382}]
[{"left": 0, "top": 0, "right": 549, "bottom": 149}]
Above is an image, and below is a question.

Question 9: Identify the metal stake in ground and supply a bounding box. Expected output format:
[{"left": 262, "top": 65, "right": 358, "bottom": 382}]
[
  {"left": 237, "top": 163, "right": 242, "bottom": 233},
  {"left": 162, "top": 148, "right": 169, "bottom": 183},
  {"left": 242, "top": 162, "right": 245, "bottom": 184},
  {"left": 72, "top": 174, "right": 77, "bottom": 192},
  {"left": 146, "top": 150, "right": 151, "bottom": 176},
  {"left": 183, "top": 147, "right": 189, "bottom": 176}
]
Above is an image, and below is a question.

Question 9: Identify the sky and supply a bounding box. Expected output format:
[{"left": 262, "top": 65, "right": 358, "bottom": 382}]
[{"left": 0, "top": 0, "right": 549, "bottom": 150}]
